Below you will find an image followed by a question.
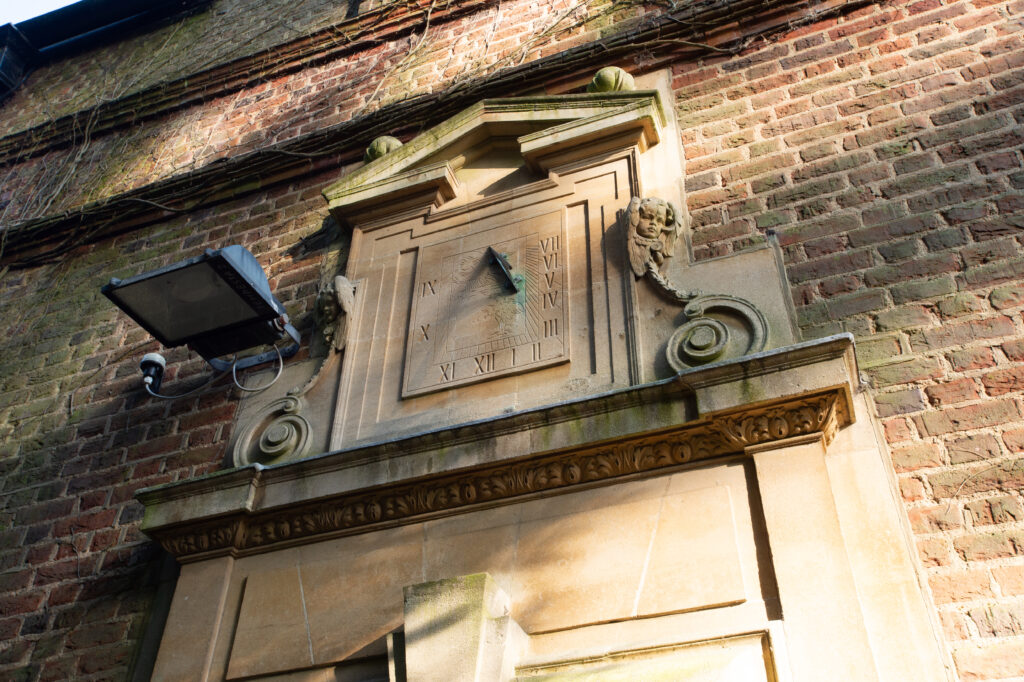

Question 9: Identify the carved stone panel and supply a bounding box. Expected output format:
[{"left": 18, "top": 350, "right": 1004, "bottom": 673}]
[
  {"left": 318, "top": 83, "right": 684, "bottom": 450},
  {"left": 404, "top": 212, "right": 569, "bottom": 396}
]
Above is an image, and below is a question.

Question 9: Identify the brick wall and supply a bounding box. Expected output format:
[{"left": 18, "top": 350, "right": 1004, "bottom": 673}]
[
  {"left": 674, "top": 1, "right": 1024, "bottom": 677},
  {"left": 0, "top": 0, "right": 1023, "bottom": 679},
  {"left": 0, "top": 164, "right": 340, "bottom": 678}
]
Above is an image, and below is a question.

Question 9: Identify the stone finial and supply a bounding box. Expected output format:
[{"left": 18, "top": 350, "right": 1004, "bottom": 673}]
[
  {"left": 363, "top": 135, "right": 403, "bottom": 163},
  {"left": 586, "top": 66, "right": 635, "bottom": 93}
]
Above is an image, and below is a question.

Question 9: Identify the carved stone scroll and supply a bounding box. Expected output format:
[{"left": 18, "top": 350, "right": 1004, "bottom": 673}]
[
  {"left": 232, "top": 396, "right": 312, "bottom": 467},
  {"left": 155, "top": 391, "right": 842, "bottom": 560},
  {"left": 231, "top": 276, "right": 355, "bottom": 467},
  {"left": 666, "top": 294, "right": 769, "bottom": 371}
]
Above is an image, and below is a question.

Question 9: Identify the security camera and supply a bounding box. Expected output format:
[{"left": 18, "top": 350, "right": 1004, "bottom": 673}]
[{"left": 140, "top": 353, "right": 166, "bottom": 393}]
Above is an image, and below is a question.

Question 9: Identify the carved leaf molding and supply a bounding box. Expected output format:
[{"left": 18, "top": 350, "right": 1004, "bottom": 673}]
[{"left": 153, "top": 391, "right": 842, "bottom": 560}]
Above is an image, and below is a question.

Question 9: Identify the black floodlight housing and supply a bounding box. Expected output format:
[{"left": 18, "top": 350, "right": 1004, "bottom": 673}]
[{"left": 102, "top": 245, "right": 300, "bottom": 369}]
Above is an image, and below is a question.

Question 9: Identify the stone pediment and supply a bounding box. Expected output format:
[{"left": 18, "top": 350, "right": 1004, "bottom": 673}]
[{"left": 323, "top": 91, "right": 666, "bottom": 228}]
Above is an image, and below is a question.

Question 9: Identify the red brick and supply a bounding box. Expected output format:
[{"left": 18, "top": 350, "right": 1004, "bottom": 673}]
[
  {"left": 885, "top": 417, "right": 917, "bottom": 443},
  {"left": 1002, "top": 428, "right": 1024, "bottom": 452},
  {"left": 891, "top": 442, "right": 944, "bottom": 472},
  {"left": 176, "top": 404, "right": 238, "bottom": 431},
  {"left": 915, "top": 400, "right": 1021, "bottom": 436},
  {"left": 955, "top": 529, "right": 1024, "bottom": 561},
  {"left": 993, "top": 565, "right": 1024, "bottom": 595},
  {"left": 947, "top": 347, "right": 996, "bottom": 371},
  {"left": 66, "top": 621, "right": 128, "bottom": 649},
  {"left": 867, "top": 356, "right": 944, "bottom": 387},
  {"left": 947, "top": 433, "right": 1003, "bottom": 464},
  {"left": 53, "top": 509, "right": 118, "bottom": 537},
  {"left": 908, "top": 504, "right": 962, "bottom": 533},
  {"left": 929, "top": 569, "right": 993, "bottom": 604},
  {"left": 925, "top": 378, "right": 982, "bottom": 407},
  {"left": 918, "top": 537, "right": 954, "bottom": 567},
  {"left": 900, "top": 474, "right": 928, "bottom": 501},
  {"left": 0, "top": 591, "right": 44, "bottom": 616},
  {"left": 983, "top": 367, "right": 1024, "bottom": 396},
  {"left": 929, "top": 457, "right": 1024, "bottom": 497},
  {"left": 964, "top": 495, "right": 1024, "bottom": 525},
  {"left": 908, "top": 316, "right": 1016, "bottom": 352}
]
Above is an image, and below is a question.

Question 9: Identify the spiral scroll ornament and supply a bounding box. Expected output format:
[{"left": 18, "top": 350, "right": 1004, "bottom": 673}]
[
  {"left": 666, "top": 295, "right": 768, "bottom": 372},
  {"left": 232, "top": 396, "right": 312, "bottom": 467}
]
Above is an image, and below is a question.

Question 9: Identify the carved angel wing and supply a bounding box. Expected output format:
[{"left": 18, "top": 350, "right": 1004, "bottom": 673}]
[
  {"left": 659, "top": 201, "right": 682, "bottom": 262},
  {"left": 331, "top": 275, "right": 356, "bottom": 351},
  {"left": 626, "top": 197, "right": 649, "bottom": 278}
]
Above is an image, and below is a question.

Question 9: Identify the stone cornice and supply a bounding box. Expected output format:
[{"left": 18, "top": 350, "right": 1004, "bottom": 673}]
[
  {"left": 0, "top": 0, "right": 869, "bottom": 265},
  {"left": 143, "top": 389, "right": 844, "bottom": 561},
  {"left": 137, "top": 335, "right": 858, "bottom": 562}
]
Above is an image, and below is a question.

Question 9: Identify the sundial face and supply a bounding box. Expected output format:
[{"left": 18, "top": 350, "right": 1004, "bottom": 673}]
[{"left": 403, "top": 212, "right": 569, "bottom": 397}]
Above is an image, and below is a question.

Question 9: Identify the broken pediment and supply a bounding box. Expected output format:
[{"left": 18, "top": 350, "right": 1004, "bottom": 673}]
[{"left": 322, "top": 90, "right": 666, "bottom": 226}]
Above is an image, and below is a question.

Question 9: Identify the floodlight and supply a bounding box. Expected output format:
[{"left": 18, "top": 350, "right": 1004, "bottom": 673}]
[{"left": 102, "top": 245, "right": 300, "bottom": 371}]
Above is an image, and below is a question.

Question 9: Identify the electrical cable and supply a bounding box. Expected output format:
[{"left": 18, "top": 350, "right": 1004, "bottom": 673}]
[
  {"left": 144, "top": 364, "right": 231, "bottom": 400},
  {"left": 231, "top": 343, "right": 284, "bottom": 392}
]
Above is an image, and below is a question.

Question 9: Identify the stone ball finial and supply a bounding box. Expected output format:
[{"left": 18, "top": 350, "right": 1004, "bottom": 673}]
[
  {"left": 586, "top": 66, "right": 635, "bottom": 93},
  {"left": 364, "top": 135, "right": 403, "bottom": 163}
]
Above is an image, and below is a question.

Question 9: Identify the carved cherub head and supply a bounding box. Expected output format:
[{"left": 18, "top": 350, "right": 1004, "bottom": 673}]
[
  {"left": 627, "top": 196, "right": 682, "bottom": 278},
  {"left": 315, "top": 275, "right": 355, "bottom": 351}
]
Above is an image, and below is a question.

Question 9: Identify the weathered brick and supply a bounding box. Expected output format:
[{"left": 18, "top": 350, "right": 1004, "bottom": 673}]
[
  {"left": 847, "top": 116, "right": 928, "bottom": 149},
  {"left": 954, "top": 530, "right": 1024, "bottom": 561},
  {"left": 982, "top": 367, "right": 1024, "bottom": 396},
  {"left": 1003, "top": 339, "right": 1024, "bottom": 362},
  {"left": 923, "top": 220, "right": 969, "bottom": 250},
  {"left": 875, "top": 388, "right": 927, "bottom": 417},
  {"left": 855, "top": 334, "right": 902, "bottom": 366},
  {"left": 890, "top": 442, "right": 944, "bottom": 472},
  {"left": 915, "top": 400, "right": 1021, "bottom": 436},
  {"left": 917, "top": 115, "right": 1007, "bottom": 149},
  {"left": 965, "top": 495, "right": 1024, "bottom": 525},
  {"left": 925, "top": 378, "right": 981, "bottom": 407},
  {"left": 993, "top": 565, "right": 1024, "bottom": 596},
  {"left": 961, "top": 257, "right": 1024, "bottom": 289},
  {"left": 954, "top": 639, "right": 1024, "bottom": 680},
  {"left": 848, "top": 213, "right": 943, "bottom": 248},
  {"left": 929, "top": 569, "right": 993, "bottom": 604},
  {"left": 990, "top": 283, "right": 1024, "bottom": 310},
  {"left": 918, "top": 537, "right": 953, "bottom": 567},
  {"left": 866, "top": 252, "right": 960, "bottom": 287},
  {"left": 908, "top": 316, "right": 1016, "bottom": 352},
  {"left": 909, "top": 504, "right": 962, "bottom": 533},
  {"left": 677, "top": 101, "right": 748, "bottom": 128},
  {"left": 768, "top": 176, "right": 847, "bottom": 208},
  {"left": 867, "top": 356, "right": 945, "bottom": 387},
  {"left": 891, "top": 275, "right": 956, "bottom": 304},
  {"left": 947, "top": 347, "right": 997, "bottom": 372},
  {"left": 947, "top": 433, "right": 1003, "bottom": 464},
  {"left": 937, "top": 292, "right": 983, "bottom": 319},
  {"left": 968, "top": 602, "right": 1024, "bottom": 638},
  {"left": 938, "top": 129, "right": 1024, "bottom": 164},
  {"left": 930, "top": 457, "right": 1024, "bottom": 497}
]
